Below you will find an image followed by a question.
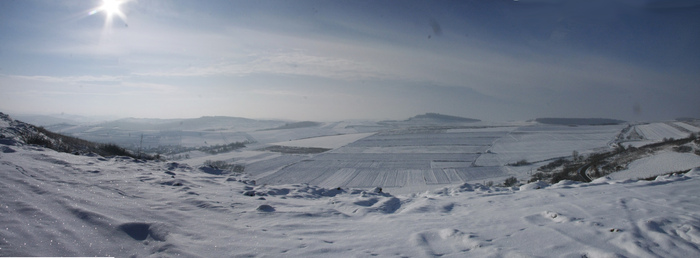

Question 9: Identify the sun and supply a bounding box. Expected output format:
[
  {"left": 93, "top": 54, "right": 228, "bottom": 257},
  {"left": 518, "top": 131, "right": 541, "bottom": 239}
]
[
  {"left": 89, "top": 0, "right": 128, "bottom": 27},
  {"left": 100, "top": 0, "right": 123, "bottom": 16}
]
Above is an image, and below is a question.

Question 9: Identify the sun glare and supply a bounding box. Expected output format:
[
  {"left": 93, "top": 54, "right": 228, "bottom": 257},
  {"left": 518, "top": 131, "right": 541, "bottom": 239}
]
[
  {"left": 89, "top": 0, "right": 128, "bottom": 27},
  {"left": 101, "top": 0, "right": 122, "bottom": 16}
]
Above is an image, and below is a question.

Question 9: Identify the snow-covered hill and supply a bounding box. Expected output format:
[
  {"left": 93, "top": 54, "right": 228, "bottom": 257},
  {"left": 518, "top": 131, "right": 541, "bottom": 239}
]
[
  {"left": 2, "top": 129, "right": 700, "bottom": 257},
  {"left": 3, "top": 112, "right": 700, "bottom": 256}
]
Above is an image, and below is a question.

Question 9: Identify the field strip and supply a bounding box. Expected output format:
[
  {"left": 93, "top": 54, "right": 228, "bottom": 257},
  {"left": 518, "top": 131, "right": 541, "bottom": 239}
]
[
  {"left": 423, "top": 170, "right": 438, "bottom": 184},
  {"left": 346, "top": 170, "right": 380, "bottom": 187},
  {"left": 405, "top": 170, "right": 426, "bottom": 186},
  {"left": 432, "top": 169, "right": 450, "bottom": 184},
  {"left": 386, "top": 170, "right": 402, "bottom": 187},
  {"left": 271, "top": 132, "right": 375, "bottom": 149},
  {"left": 371, "top": 170, "right": 391, "bottom": 187},
  {"left": 245, "top": 155, "right": 308, "bottom": 177},
  {"left": 675, "top": 122, "right": 700, "bottom": 133},
  {"left": 332, "top": 146, "right": 489, "bottom": 154},
  {"left": 431, "top": 161, "right": 472, "bottom": 168},
  {"left": 318, "top": 168, "right": 359, "bottom": 188},
  {"left": 637, "top": 123, "right": 687, "bottom": 141},
  {"left": 443, "top": 169, "right": 463, "bottom": 183}
]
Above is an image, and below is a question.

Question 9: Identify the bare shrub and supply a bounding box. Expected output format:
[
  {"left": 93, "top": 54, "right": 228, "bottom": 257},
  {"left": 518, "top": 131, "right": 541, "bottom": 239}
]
[
  {"left": 538, "top": 158, "right": 570, "bottom": 172},
  {"left": 503, "top": 176, "right": 518, "bottom": 187},
  {"left": 508, "top": 159, "right": 530, "bottom": 166},
  {"left": 204, "top": 160, "right": 244, "bottom": 173},
  {"left": 528, "top": 172, "right": 550, "bottom": 183},
  {"left": 99, "top": 143, "right": 134, "bottom": 157},
  {"left": 20, "top": 131, "right": 52, "bottom": 147},
  {"left": 673, "top": 145, "right": 692, "bottom": 153},
  {"left": 551, "top": 164, "right": 581, "bottom": 184}
]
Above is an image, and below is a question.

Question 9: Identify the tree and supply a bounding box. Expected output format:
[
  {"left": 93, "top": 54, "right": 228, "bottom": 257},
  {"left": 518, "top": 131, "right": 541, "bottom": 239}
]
[{"left": 572, "top": 150, "right": 579, "bottom": 162}]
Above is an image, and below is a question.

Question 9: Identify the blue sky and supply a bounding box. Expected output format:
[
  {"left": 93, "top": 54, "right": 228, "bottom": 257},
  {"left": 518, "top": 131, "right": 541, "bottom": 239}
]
[{"left": 0, "top": 0, "right": 698, "bottom": 121}]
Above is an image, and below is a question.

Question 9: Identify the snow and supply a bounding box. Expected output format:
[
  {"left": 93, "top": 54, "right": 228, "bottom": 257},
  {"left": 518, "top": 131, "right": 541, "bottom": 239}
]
[
  {"left": 270, "top": 132, "right": 375, "bottom": 149},
  {"left": 179, "top": 149, "right": 271, "bottom": 166},
  {"left": 253, "top": 128, "right": 503, "bottom": 192},
  {"left": 675, "top": 122, "right": 700, "bottom": 134},
  {"left": 636, "top": 122, "right": 689, "bottom": 141},
  {"left": 609, "top": 151, "right": 700, "bottom": 180},
  {"left": 3, "top": 112, "right": 700, "bottom": 257},
  {"left": 333, "top": 145, "right": 488, "bottom": 154},
  {"left": 3, "top": 142, "right": 700, "bottom": 257},
  {"left": 247, "top": 123, "right": 342, "bottom": 144},
  {"left": 478, "top": 124, "right": 623, "bottom": 167}
]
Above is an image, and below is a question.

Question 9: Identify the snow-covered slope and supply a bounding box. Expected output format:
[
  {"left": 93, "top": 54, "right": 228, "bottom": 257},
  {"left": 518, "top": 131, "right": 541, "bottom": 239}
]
[
  {"left": 270, "top": 132, "right": 375, "bottom": 149},
  {"left": 478, "top": 124, "right": 623, "bottom": 166},
  {"left": 2, "top": 141, "right": 700, "bottom": 257},
  {"left": 609, "top": 151, "right": 700, "bottom": 180},
  {"left": 3, "top": 113, "right": 700, "bottom": 257}
]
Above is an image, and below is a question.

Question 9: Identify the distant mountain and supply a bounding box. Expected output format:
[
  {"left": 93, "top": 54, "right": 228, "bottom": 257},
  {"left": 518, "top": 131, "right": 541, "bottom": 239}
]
[
  {"left": 12, "top": 115, "right": 80, "bottom": 127},
  {"left": 406, "top": 113, "right": 480, "bottom": 123},
  {"left": 13, "top": 114, "right": 119, "bottom": 126},
  {"left": 535, "top": 118, "right": 625, "bottom": 126},
  {"left": 30, "top": 116, "right": 288, "bottom": 148},
  {"left": 676, "top": 117, "right": 698, "bottom": 122},
  {"left": 97, "top": 116, "right": 286, "bottom": 131}
]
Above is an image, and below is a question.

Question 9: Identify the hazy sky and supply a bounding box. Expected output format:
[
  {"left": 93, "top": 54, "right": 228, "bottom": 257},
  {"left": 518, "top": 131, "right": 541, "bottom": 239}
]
[{"left": 1, "top": 0, "right": 698, "bottom": 121}]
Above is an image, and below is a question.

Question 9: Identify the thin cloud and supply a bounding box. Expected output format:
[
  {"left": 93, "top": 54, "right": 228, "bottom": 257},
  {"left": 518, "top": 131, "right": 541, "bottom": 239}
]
[
  {"left": 135, "top": 50, "right": 390, "bottom": 81},
  {"left": 8, "top": 75, "right": 124, "bottom": 84}
]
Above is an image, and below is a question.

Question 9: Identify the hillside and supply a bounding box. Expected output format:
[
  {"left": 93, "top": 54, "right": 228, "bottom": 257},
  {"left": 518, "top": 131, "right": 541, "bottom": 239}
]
[
  {"left": 2, "top": 137, "right": 700, "bottom": 257},
  {"left": 260, "top": 121, "right": 322, "bottom": 131},
  {"left": 535, "top": 118, "right": 626, "bottom": 126},
  {"left": 27, "top": 116, "right": 287, "bottom": 149},
  {"left": 96, "top": 116, "right": 286, "bottom": 131},
  {"left": 379, "top": 113, "right": 481, "bottom": 126},
  {"left": 0, "top": 112, "right": 148, "bottom": 160},
  {"left": 2, "top": 112, "right": 700, "bottom": 257},
  {"left": 407, "top": 113, "right": 480, "bottom": 123}
]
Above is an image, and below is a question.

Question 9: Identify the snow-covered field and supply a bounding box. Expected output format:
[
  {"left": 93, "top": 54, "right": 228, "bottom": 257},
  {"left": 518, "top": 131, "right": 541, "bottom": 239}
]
[
  {"left": 270, "top": 132, "right": 375, "bottom": 149},
  {"left": 247, "top": 122, "right": 351, "bottom": 144},
  {"left": 674, "top": 122, "right": 700, "bottom": 134},
  {"left": 609, "top": 151, "right": 700, "bottom": 180},
  {"left": 254, "top": 129, "right": 510, "bottom": 193},
  {"left": 476, "top": 124, "right": 624, "bottom": 167},
  {"left": 4, "top": 113, "right": 700, "bottom": 257},
  {"left": 636, "top": 122, "right": 690, "bottom": 142},
  {"left": 201, "top": 121, "right": 698, "bottom": 193},
  {"left": 2, "top": 143, "right": 700, "bottom": 257}
]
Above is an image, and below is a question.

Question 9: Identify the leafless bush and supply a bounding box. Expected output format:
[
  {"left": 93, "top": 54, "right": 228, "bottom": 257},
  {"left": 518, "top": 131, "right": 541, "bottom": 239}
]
[
  {"left": 19, "top": 131, "right": 52, "bottom": 147},
  {"left": 204, "top": 160, "right": 244, "bottom": 173},
  {"left": 673, "top": 145, "right": 693, "bottom": 153},
  {"left": 508, "top": 159, "right": 530, "bottom": 166},
  {"left": 503, "top": 176, "right": 518, "bottom": 187}
]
